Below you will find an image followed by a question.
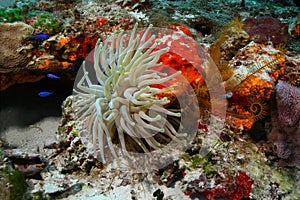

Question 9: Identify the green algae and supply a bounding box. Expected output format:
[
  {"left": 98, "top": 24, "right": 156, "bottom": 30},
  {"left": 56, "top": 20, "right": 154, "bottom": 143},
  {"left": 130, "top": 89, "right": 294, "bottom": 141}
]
[
  {"left": 0, "top": 141, "right": 26, "bottom": 200},
  {"left": 181, "top": 153, "right": 216, "bottom": 178},
  {"left": 0, "top": 8, "right": 23, "bottom": 22},
  {"left": 0, "top": 167, "right": 27, "bottom": 200},
  {"left": 33, "top": 13, "right": 62, "bottom": 34}
]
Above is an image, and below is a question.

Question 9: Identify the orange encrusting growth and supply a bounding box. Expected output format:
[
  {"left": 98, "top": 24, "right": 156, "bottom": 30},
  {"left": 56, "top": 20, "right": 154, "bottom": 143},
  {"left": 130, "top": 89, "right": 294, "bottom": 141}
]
[
  {"left": 227, "top": 104, "right": 255, "bottom": 130},
  {"left": 234, "top": 76, "right": 273, "bottom": 99},
  {"left": 154, "top": 27, "right": 205, "bottom": 87},
  {"left": 59, "top": 36, "right": 71, "bottom": 46},
  {"left": 38, "top": 59, "right": 51, "bottom": 69},
  {"left": 225, "top": 42, "right": 285, "bottom": 129},
  {"left": 149, "top": 25, "right": 205, "bottom": 105},
  {"left": 291, "top": 22, "right": 300, "bottom": 36},
  {"left": 37, "top": 59, "right": 72, "bottom": 70}
]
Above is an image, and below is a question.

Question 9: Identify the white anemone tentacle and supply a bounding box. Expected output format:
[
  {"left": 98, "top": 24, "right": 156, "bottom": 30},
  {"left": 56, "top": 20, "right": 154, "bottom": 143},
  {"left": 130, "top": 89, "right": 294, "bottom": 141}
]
[{"left": 73, "top": 23, "right": 183, "bottom": 163}]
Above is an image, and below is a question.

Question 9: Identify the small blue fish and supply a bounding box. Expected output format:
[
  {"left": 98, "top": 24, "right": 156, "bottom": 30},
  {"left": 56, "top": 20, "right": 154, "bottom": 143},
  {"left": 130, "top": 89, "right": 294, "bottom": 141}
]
[
  {"left": 47, "top": 73, "right": 60, "bottom": 79},
  {"left": 30, "top": 33, "right": 50, "bottom": 40},
  {"left": 38, "top": 91, "right": 53, "bottom": 97}
]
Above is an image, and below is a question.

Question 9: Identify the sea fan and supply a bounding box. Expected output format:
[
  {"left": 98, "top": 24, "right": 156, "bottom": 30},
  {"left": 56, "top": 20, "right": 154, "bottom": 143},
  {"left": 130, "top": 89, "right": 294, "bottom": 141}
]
[{"left": 72, "top": 24, "right": 187, "bottom": 164}]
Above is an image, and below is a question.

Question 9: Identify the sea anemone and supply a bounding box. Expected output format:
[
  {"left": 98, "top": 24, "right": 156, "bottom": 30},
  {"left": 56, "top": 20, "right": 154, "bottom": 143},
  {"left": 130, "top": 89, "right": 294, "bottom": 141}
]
[{"left": 72, "top": 24, "right": 194, "bottom": 165}]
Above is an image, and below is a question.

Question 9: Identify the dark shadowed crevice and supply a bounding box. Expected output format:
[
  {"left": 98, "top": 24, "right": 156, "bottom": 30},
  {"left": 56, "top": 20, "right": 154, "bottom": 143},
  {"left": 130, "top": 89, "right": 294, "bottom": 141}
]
[{"left": 0, "top": 77, "right": 74, "bottom": 134}]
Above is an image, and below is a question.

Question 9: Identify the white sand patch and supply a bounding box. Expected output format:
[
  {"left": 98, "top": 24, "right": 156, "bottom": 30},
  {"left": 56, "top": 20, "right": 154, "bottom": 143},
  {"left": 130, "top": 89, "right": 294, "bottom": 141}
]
[{"left": 1, "top": 117, "right": 60, "bottom": 153}]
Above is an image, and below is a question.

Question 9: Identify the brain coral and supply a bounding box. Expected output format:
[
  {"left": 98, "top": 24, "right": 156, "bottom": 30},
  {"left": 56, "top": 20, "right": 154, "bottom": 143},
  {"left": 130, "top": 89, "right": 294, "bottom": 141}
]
[{"left": 0, "top": 22, "right": 34, "bottom": 73}]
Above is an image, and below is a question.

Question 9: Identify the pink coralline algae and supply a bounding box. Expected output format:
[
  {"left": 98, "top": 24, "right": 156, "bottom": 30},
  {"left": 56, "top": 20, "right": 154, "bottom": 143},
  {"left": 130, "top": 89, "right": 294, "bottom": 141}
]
[
  {"left": 268, "top": 80, "right": 300, "bottom": 166},
  {"left": 201, "top": 171, "right": 253, "bottom": 200}
]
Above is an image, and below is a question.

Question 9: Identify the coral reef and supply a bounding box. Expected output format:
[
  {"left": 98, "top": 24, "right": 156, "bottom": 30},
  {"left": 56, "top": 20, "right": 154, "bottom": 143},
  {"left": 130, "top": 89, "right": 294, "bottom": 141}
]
[
  {"left": 23, "top": 1, "right": 135, "bottom": 68},
  {"left": 210, "top": 16, "right": 250, "bottom": 65},
  {"left": 31, "top": 13, "right": 63, "bottom": 34},
  {"left": 0, "top": 1, "right": 138, "bottom": 91},
  {"left": 1, "top": 1, "right": 300, "bottom": 199},
  {"left": 151, "top": 117, "right": 300, "bottom": 199},
  {"left": 202, "top": 16, "right": 286, "bottom": 130}
]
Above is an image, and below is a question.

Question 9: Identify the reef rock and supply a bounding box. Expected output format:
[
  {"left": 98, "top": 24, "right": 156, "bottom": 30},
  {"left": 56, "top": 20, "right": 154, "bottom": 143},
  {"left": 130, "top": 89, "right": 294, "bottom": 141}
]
[
  {"left": 284, "top": 54, "right": 300, "bottom": 87},
  {"left": 243, "top": 16, "right": 289, "bottom": 46}
]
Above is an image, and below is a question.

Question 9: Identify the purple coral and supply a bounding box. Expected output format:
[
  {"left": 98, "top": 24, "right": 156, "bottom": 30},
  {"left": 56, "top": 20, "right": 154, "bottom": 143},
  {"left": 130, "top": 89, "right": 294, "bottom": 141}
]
[
  {"left": 268, "top": 80, "right": 300, "bottom": 166},
  {"left": 273, "top": 80, "right": 300, "bottom": 134},
  {"left": 273, "top": 141, "right": 292, "bottom": 159}
]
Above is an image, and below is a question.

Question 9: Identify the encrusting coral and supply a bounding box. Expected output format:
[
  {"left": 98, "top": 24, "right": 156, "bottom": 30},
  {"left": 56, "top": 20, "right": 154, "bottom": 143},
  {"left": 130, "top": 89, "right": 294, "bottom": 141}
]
[
  {"left": 272, "top": 81, "right": 300, "bottom": 134},
  {"left": 268, "top": 80, "right": 300, "bottom": 166},
  {"left": 72, "top": 24, "right": 194, "bottom": 165}
]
